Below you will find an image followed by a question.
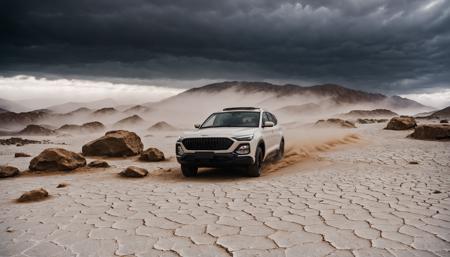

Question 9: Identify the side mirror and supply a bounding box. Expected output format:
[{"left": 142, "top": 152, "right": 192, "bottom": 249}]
[
  {"left": 194, "top": 124, "right": 201, "bottom": 128},
  {"left": 263, "top": 121, "right": 274, "bottom": 127}
]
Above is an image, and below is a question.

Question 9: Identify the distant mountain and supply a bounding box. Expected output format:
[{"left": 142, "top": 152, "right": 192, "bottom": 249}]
[
  {"left": 429, "top": 106, "right": 450, "bottom": 119},
  {"left": 172, "top": 81, "right": 428, "bottom": 109},
  {"left": 113, "top": 115, "right": 145, "bottom": 127},
  {"left": 47, "top": 98, "right": 118, "bottom": 113},
  {"left": 0, "top": 98, "right": 28, "bottom": 112}
]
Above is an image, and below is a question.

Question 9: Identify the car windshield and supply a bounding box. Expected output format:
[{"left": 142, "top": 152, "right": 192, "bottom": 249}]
[{"left": 201, "top": 112, "right": 260, "bottom": 128}]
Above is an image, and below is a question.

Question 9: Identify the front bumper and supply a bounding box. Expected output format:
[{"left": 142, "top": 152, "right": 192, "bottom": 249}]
[{"left": 176, "top": 152, "right": 254, "bottom": 167}]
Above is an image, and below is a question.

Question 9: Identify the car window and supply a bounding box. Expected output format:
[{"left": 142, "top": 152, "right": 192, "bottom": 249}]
[
  {"left": 268, "top": 113, "right": 278, "bottom": 125},
  {"left": 262, "top": 112, "right": 270, "bottom": 124},
  {"left": 201, "top": 112, "right": 260, "bottom": 128}
]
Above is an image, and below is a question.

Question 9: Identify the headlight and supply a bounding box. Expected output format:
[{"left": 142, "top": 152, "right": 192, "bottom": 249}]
[
  {"left": 232, "top": 134, "right": 254, "bottom": 141},
  {"left": 177, "top": 136, "right": 184, "bottom": 142},
  {"left": 176, "top": 144, "right": 184, "bottom": 155},
  {"left": 235, "top": 144, "right": 250, "bottom": 155}
]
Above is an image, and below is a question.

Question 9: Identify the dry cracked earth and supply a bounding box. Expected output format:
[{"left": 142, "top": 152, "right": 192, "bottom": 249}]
[{"left": 1, "top": 125, "right": 449, "bottom": 257}]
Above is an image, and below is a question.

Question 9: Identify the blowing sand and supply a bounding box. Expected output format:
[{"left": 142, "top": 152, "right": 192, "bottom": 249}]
[{"left": 0, "top": 123, "right": 449, "bottom": 257}]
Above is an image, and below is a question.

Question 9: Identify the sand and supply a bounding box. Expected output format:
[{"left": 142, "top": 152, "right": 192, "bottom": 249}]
[{"left": 0, "top": 123, "right": 449, "bottom": 257}]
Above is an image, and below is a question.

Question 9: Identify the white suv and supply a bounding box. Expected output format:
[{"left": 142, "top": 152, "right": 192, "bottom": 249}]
[{"left": 176, "top": 107, "right": 284, "bottom": 177}]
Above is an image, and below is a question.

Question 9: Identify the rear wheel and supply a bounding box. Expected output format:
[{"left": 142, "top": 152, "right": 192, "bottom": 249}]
[
  {"left": 181, "top": 165, "right": 198, "bottom": 177},
  {"left": 275, "top": 139, "right": 284, "bottom": 161},
  {"left": 247, "top": 146, "right": 263, "bottom": 177}
]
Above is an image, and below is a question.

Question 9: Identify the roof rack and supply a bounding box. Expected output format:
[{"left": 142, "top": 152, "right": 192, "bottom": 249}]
[{"left": 222, "top": 107, "right": 260, "bottom": 111}]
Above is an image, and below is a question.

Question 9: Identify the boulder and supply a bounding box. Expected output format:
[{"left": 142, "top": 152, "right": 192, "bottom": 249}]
[
  {"left": 385, "top": 116, "right": 416, "bottom": 130},
  {"left": 19, "top": 124, "right": 55, "bottom": 135},
  {"left": 17, "top": 188, "right": 49, "bottom": 202},
  {"left": 29, "top": 148, "right": 86, "bottom": 171},
  {"left": 139, "top": 148, "right": 165, "bottom": 162},
  {"left": 409, "top": 124, "right": 450, "bottom": 140},
  {"left": 88, "top": 160, "right": 110, "bottom": 168},
  {"left": 119, "top": 166, "right": 148, "bottom": 177},
  {"left": 357, "top": 118, "right": 388, "bottom": 124},
  {"left": 315, "top": 118, "right": 356, "bottom": 128},
  {"left": 0, "top": 165, "right": 20, "bottom": 178},
  {"left": 440, "top": 119, "right": 448, "bottom": 124},
  {"left": 82, "top": 121, "right": 105, "bottom": 132},
  {"left": 82, "top": 130, "right": 143, "bottom": 157},
  {"left": 15, "top": 152, "right": 31, "bottom": 158}
]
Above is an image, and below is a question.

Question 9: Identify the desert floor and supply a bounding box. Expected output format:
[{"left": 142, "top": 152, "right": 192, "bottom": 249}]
[{"left": 1, "top": 124, "right": 449, "bottom": 257}]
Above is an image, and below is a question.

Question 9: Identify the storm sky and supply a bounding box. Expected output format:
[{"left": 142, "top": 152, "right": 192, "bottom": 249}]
[{"left": 1, "top": 0, "right": 450, "bottom": 96}]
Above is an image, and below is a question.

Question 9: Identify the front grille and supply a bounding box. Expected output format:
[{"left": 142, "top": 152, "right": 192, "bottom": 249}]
[{"left": 182, "top": 137, "right": 233, "bottom": 150}]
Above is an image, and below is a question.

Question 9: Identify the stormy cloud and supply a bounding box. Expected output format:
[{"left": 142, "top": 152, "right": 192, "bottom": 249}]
[{"left": 1, "top": 0, "right": 449, "bottom": 93}]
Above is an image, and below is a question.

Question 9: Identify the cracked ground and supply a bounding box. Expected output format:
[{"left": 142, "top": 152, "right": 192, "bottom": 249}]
[{"left": 1, "top": 124, "right": 449, "bottom": 257}]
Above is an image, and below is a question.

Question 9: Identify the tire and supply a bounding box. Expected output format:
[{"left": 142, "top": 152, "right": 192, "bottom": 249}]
[
  {"left": 247, "top": 146, "right": 263, "bottom": 177},
  {"left": 181, "top": 165, "right": 198, "bottom": 177},
  {"left": 275, "top": 139, "right": 284, "bottom": 161}
]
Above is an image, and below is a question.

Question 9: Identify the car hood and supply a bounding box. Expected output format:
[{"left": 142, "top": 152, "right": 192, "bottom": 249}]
[{"left": 182, "top": 127, "right": 257, "bottom": 138}]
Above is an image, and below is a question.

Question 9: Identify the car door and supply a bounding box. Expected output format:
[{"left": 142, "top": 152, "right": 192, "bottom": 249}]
[
  {"left": 268, "top": 112, "right": 283, "bottom": 147},
  {"left": 262, "top": 112, "right": 276, "bottom": 153}
]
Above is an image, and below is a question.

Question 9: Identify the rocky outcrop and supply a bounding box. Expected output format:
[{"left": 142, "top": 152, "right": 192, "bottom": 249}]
[
  {"left": 0, "top": 137, "right": 42, "bottom": 146},
  {"left": 17, "top": 188, "right": 49, "bottom": 202},
  {"left": 92, "top": 107, "right": 118, "bottom": 116},
  {"left": 124, "top": 105, "right": 151, "bottom": 114},
  {"left": 342, "top": 109, "right": 398, "bottom": 117},
  {"left": 0, "top": 165, "right": 20, "bottom": 178},
  {"left": 19, "top": 124, "right": 55, "bottom": 135},
  {"left": 139, "top": 148, "right": 165, "bottom": 162},
  {"left": 57, "top": 121, "right": 105, "bottom": 134},
  {"left": 88, "top": 160, "right": 110, "bottom": 168},
  {"left": 119, "top": 166, "right": 148, "bottom": 177},
  {"left": 82, "top": 130, "right": 143, "bottom": 157},
  {"left": 113, "top": 115, "right": 145, "bottom": 128},
  {"left": 314, "top": 118, "right": 356, "bottom": 128},
  {"left": 148, "top": 121, "right": 177, "bottom": 131},
  {"left": 385, "top": 116, "right": 416, "bottom": 130},
  {"left": 440, "top": 119, "right": 448, "bottom": 124},
  {"left": 29, "top": 148, "right": 86, "bottom": 171},
  {"left": 15, "top": 152, "right": 31, "bottom": 158},
  {"left": 409, "top": 124, "right": 450, "bottom": 140},
  {"left": 357, "top": 118, "right": 388, "bottom": 124}
]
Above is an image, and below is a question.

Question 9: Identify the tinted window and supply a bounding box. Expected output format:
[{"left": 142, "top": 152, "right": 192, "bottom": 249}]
[
  {"left": 268, "top": 113, "right": 278, "bottom": 125},
  {"left": 262, "top": 112, "right": 270, "bottom": 124}
]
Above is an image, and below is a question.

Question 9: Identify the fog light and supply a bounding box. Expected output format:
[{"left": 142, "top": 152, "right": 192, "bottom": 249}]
[
  {"left": 235, "top": 144, "right": 250, "bottom": 155},
  {"left": 176, "top": 144, "right": 184, "bottom": 155}
]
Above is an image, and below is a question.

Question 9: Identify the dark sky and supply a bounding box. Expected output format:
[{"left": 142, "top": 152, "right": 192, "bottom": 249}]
[{"left": 1, "top": 0, "right": 449, "bottom": 93}]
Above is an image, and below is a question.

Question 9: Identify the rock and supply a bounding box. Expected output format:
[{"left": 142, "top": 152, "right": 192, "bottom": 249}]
[
  {"left": 57, "top": 121, "right": 105, "bottom": 134},
  {"left": 17, "top": 188, "right": 49, "bottom": 202},
  {"left": 81, "top": 121, "right": 105, "bottom": 132},
  {"left": 139, "top": 147, "right": 165, "bottom": 162},
  {"left": 92, "top": 107, "right": 118, "bottom": 116},
  {"left": 409, "top": 161, "right": 419, "bottom": 165},
  {"left": 314, "top": 118, "right": 356, "bottom": 128},
  {"left": 440, "top": 119, "right": 448, "bottom": 124},
  {"left": 29, "top": 148, "right": 86, "bottom": 171},
  {"left": 113, "top": 115, "right": 146, "bottom": 128},
  {"left": 148, "top": 121, "right": 177, "bottom": 131},
  {"left": 56, "top": 183, "right": 68, "bottom": 188},
  {"left": 357, "top": 118, "right": 388, "bottom": 124},
  {"left": 18, "top": 124, "right": 55, "bottom": 135},
  {"left": 409, "top": 124, "right": 450, "bottom": 140},
  {"left": 0, "top": 165, "right": 20, "bottom": 178},
  {"left": 88, "top": 160, "right": 110, "bottom": 168},
  {"left": 0, "top": 137, "right": 41, "bottom": 146},
  {"left": 15, "top": 152, "right": 31, "bottom": 158},
  {"left": 119, "top": 166, "right": 148, "bottom": 177},
  {"left": 385, "top": 116, "right": 416, "bottom": 130},
  {"left": 82, "top": 130, "right": 144, "bottom": 157},
  {"left": 343, "top": 109, "right": 398, "bottom": 117}
]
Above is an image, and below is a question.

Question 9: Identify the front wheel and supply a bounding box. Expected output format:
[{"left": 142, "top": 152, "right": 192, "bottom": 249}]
[
  {"left": 181, "top": 165, "right": 198, "bottom": 177},
  {"left": 247, "top": 146, "right": 263, "bottom": 177}
]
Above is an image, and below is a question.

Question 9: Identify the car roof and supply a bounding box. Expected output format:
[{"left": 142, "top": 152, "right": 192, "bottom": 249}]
[{"left": 221, "top": 107, "right": 263, "bottom": 112}]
